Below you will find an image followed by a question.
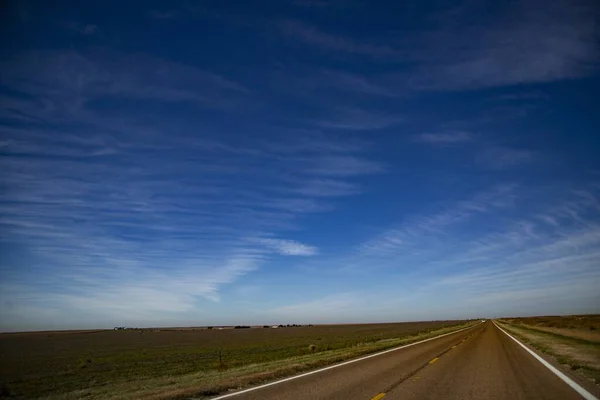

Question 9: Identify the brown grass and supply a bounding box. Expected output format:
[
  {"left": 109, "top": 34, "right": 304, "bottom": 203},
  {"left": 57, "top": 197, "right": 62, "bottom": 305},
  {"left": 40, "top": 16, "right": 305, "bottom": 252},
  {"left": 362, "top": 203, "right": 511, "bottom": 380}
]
[
  {"left": 497, "top": 315, "right": 600, "bottom": 386},
  {"left": 501, "top": 314, "right": 600, "bottom": 331},
  {"left": 0, "top": 320, "right": 474, "bottom": 399}
]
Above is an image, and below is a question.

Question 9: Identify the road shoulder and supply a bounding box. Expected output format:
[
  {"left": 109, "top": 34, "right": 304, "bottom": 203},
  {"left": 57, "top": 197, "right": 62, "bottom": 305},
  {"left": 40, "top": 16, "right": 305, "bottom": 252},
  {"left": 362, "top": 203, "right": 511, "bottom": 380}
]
[{"left": 495, "top": 320, "right": 600, "bottom": 399}]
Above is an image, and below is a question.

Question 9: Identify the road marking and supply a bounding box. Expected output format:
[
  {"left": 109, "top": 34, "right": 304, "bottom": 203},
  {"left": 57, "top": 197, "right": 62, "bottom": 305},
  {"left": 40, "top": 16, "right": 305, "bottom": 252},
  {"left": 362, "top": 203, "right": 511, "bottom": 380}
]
[
  {"left": 380, "top": 329, "right": 485, "bottom": 394},
  {"left": 493, "top": 321, "right": 598, "bottom": 400},
  {"left": 210, "top": 322, "right": 482, "bottom": 399},
  {"left": 371, "top": 393, "right": 386, "bottom": 400}
]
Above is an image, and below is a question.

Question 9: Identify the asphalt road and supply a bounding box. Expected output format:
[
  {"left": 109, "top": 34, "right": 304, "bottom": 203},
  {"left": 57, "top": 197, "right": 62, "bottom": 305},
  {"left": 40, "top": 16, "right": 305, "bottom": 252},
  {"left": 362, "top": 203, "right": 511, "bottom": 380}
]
[{"left": 214, "top": 321, "right": 598, "bottom": 400}]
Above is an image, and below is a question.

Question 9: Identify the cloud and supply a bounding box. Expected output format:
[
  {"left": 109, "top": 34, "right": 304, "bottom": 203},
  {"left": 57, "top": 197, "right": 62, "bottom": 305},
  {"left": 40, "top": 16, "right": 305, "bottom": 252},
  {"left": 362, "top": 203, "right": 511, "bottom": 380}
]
[
  {"left": 475, "top": 146, "right": 536, "bottom": 170},
  {"left": 278, "top": 1, "right": 597, "bottom": 90},
  {"left": 407, "top": 0, "right": 599, "bottom": 90},
  {"left": 488, "top": 91, "right": 550, "bottom": 101},
  {"left": 293, "top": 179, "right": 360, "bottom": 197},
  {"left": 416, "top": 132, "right": 472, "bottom": 144},
  {"left": 82, "top": 24, "right": 97, "bottom": 35},
  {"left": 0, "top": 116, "right": 383, "bottom": 330},
  {"left": 307, "top": 155, "right": 385, "bottom": 176},
  {"left": 280, "top": 20, "right": 399, "bottom": 58},
  {"left": 147, "top": 10, "right": 178, "bottom": 19},
  {"left": 255, "top": 238, "right": 318, "bottom": 256},
  {"left": 0, "top": 255, "right": 260, "bottom": 331},
  {"left": 431, "top": 224, "right": 600, "bottom": 307},
  {"left": 290, "top": 0, "right": 334, "bottom": 7},
  {"left": 271, "top": 293, "right": 361, "bottom": 322},
  {"left": 315, "top": 107, "right": 403, "bottom": 130},
  {"left": 0, "top": 49, "right": 249, "bottom": 120},
  {"left": 412, "top": 130, "right": 536, "bottom": 171},
  {"left": 57, "top": 21, "right": 98, "bottom": 36},
  {"left": 360, "top": 184, "right": 517, "bottom": 256},
  {"left": 457, "top": 279, "right": 600, "bottom": 317},
  {"left": 349, "top": 184, "right": 600, "bottom": 317},
  {"left": 318, "top": 70, "right": 400, "bottom": 97}
]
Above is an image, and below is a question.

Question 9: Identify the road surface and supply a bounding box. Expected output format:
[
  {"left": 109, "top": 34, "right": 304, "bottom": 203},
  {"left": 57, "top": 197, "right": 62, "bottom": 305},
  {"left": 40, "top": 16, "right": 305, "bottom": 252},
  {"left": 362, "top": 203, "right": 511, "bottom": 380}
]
[{"left": 213, "top": 321, "right": 599, "bottom": 400}]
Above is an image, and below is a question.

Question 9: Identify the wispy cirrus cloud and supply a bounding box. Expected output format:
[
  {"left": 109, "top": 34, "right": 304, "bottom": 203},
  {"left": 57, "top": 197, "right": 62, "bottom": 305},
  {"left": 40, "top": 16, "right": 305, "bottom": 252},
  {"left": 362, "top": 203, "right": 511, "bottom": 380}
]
[
  {"left": 271, "top": 293, "right": 362, "bottom": 322},
  {"left": 430, "top": 225, "right": 600, "bottom": 314},
  {"left": 2, "top": 0, "right": 598, "bottom": 331},
  {"left": 314, "top": 106, "right": 403, "bottom": 131},
  {"left": 0, "top": 49, "right": 249, "bottom": 121},
  {"left": 293, "top": 179, "right": 361, "bottom": 197},
  {"left": 280, "top": 20, "right": 399, "bottom": 58},
  {"left": 0, "top": 104, "right": 383, "bottom": 329},
  {"left": 475, "top": 145, "right": 536, "bottom": 170},
  {"left": 278, "top": 0, "right": 597, "bottom": 91},
  {"left": 407, "top": 0, "right": 599, "bottom": 90},
  {"left": 290, "top": 0, "right": 343, "bottom": 8},
  {"left": 254, "top": 238, "right": 318, "bottom": 256},
  {"left": 313, "top": 70, "right": 400, "bottom": 98},
  {"left": 488, "top": 91, "right": 550, "bottom": 102},
  {"left": 413, "top": 129, "right": 536, "bottom": 170},
  {"left": 360, "top": 184, "right": 517, "bottom": 256},
  {"left": 0, "top": 45, "right": 385, "bottom": 329},
  {"left": 59, "top": 21, "right": 98, "bottom": 35},
  {"left": 415, "top": 131, "right": 472, "bottom": 144},
  {"left": 146, "top": 9, "right": 178, "bottom": 19},
  {"left": 0, "top": 255, "right": 260, "bottom": 330},
  {"left": 350, "top": 184, "right": 600, "bottom": 315},
  {"left": 306, "top": 155, "right": 385, "bottom": 176}
]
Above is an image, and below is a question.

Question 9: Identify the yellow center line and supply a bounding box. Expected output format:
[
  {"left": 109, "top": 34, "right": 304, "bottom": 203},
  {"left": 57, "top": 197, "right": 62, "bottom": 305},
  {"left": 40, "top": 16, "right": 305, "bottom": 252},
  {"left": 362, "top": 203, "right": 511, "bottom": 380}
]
[
  {"left": 371, "top": 393, "right": 386, "bottom": 400},
  {"left": 429, "top": 357, "right": 439, "bottom": 364}
]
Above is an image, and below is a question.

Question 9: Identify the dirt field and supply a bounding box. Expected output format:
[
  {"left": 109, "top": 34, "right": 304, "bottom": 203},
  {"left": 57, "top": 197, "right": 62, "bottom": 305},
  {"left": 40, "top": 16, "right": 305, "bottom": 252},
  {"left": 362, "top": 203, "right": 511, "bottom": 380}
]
[
  {"left": 501, "top": 315, "right": 600, "bottom": 343},
  {"left": 502, "top": 315, "right": 600, "bottom": 331},
  {"left": 0, "top": 320, "right": 469, "bottom": 399},
  {"left": 497, "top": 315, "right": 600, "bottom": 386}
]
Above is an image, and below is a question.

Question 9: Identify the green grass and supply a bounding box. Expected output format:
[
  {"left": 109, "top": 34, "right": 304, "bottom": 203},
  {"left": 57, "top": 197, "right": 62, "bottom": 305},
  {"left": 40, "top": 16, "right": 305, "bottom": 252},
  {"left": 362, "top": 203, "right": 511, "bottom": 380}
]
[{"left": 0, "top": 320, "right": 475, "bottom": 399}]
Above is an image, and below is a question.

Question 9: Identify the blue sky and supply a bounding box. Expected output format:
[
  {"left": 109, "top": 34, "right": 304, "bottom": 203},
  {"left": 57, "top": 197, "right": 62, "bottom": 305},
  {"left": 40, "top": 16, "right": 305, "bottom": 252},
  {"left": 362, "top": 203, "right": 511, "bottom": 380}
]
[{"left": 1, "top": 0, "right": 599, "bottom": 331}]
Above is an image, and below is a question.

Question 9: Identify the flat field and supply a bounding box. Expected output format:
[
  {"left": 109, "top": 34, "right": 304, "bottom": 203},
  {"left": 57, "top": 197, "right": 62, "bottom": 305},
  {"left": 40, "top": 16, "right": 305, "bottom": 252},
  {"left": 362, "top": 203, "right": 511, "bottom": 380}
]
[
  {"left": 497, "top": 315, "right": 600, "bottom": 386},
  {"left": 0, "top": 320, "right": 471, "bottom": 399},
  {"left": 501, "top": 314, "right": 600, "bottom": 342}
]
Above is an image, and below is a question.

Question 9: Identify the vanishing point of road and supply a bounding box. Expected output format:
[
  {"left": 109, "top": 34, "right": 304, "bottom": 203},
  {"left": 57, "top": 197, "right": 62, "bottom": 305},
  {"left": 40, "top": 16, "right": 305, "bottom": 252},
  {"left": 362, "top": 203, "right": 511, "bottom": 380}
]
[{"left": 212, "top": 320, "right": 599, "bottom": 400}]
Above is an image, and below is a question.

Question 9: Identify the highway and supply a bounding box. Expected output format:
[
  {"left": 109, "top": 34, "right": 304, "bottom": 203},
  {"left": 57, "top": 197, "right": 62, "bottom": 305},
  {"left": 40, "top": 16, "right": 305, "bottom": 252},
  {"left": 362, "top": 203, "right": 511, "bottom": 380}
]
[{"left": 212, "top": 321, "right": 599, "bottom": 400}]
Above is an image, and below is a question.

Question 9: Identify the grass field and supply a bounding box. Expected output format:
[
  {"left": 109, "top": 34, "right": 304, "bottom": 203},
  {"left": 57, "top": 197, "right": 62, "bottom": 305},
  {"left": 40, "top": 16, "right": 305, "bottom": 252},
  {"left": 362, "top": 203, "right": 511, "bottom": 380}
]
[
  {"left": 501, "top": 315, "right": 600, "bottom": 333},
  {"left": 0, "top": 320, "right": 474, "bottom": 399},
  {"left": 497, "top": 315, "right": 600, "bottom": 386}
]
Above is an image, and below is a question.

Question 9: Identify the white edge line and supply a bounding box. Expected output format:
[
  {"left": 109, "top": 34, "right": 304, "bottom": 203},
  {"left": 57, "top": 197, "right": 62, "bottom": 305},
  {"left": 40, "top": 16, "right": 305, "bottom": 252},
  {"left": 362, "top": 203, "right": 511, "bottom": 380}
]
[
  {"left": 210, "top": 321, "right": 482, "bottom": 399},
  {"left": 493, "top": 321, "right": 598, "bottom": 400}
]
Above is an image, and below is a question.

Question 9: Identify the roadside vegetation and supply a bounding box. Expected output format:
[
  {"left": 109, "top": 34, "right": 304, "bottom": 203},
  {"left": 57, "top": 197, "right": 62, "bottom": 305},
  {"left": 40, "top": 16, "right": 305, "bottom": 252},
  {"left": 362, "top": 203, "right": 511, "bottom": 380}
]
[
  {"left": 497, "top": 315, "right": 600, "bottom": 386},
  {"left": 0, "top": 320, "right": 476, "bottom": 399}
]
